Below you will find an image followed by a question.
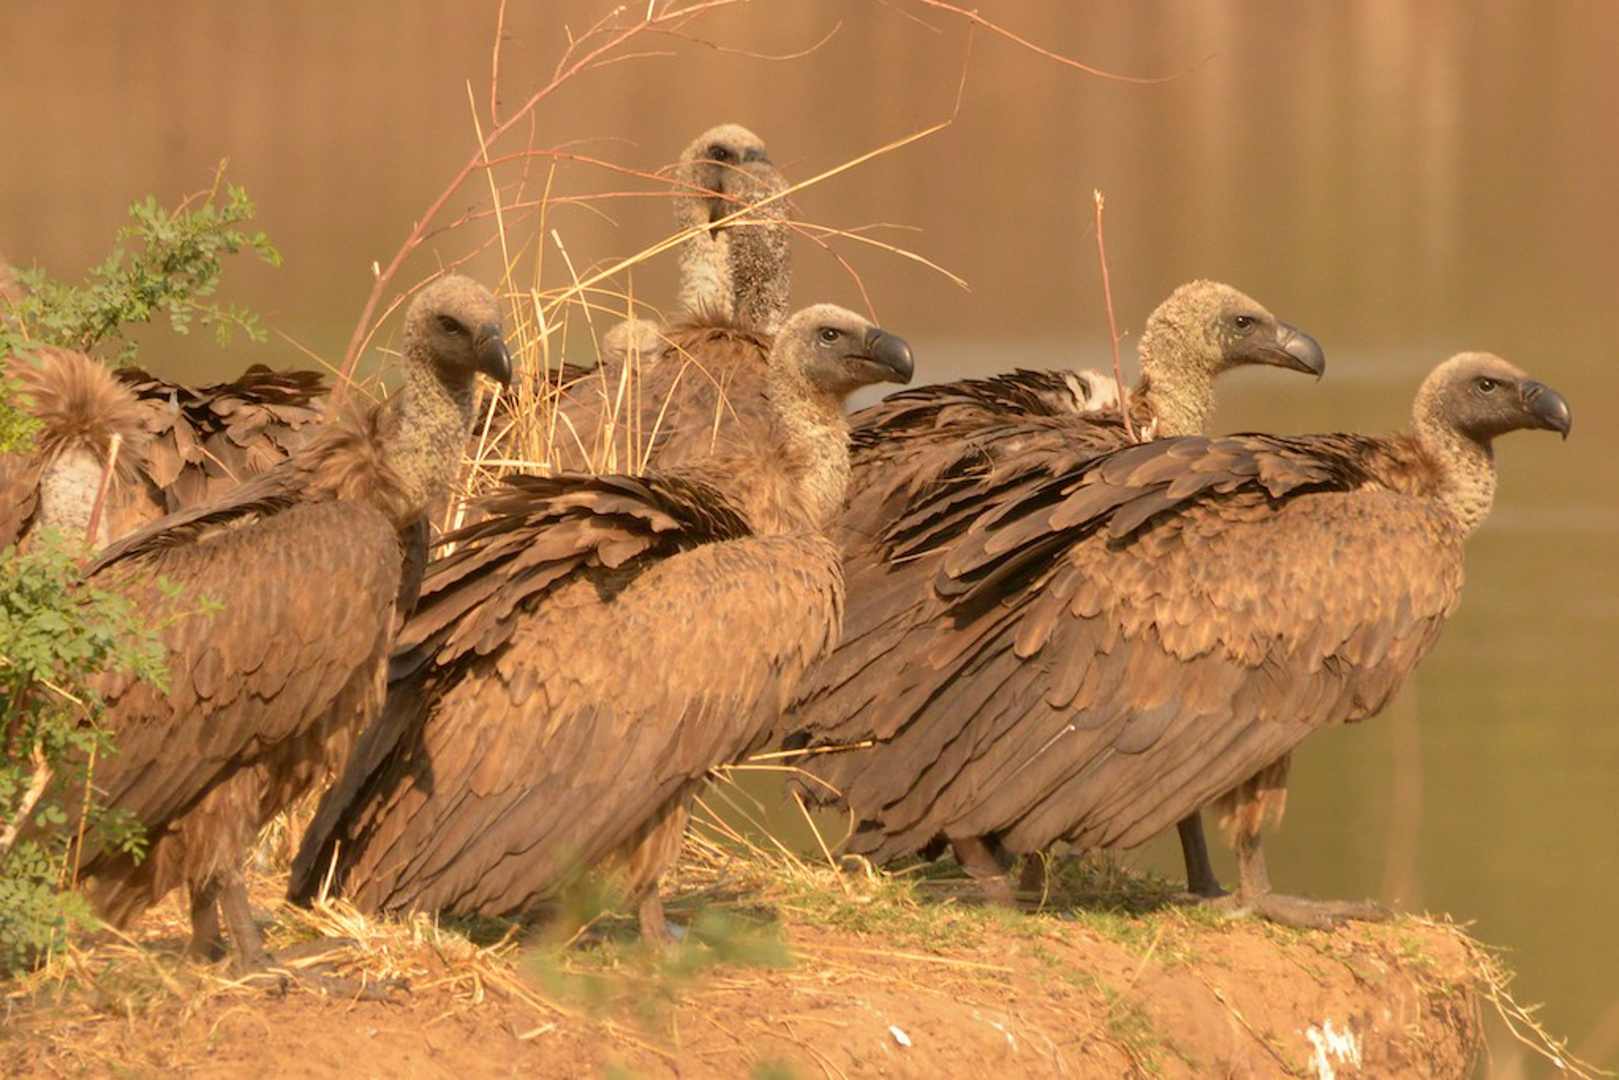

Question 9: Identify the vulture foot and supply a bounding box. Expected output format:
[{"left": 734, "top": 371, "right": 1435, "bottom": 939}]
[
  {"left": 951, "top": 836, "right": 1016, "bottom": 908},
  {"left": 1213, "top": 890, "right": 1390, "bottom": 930}
]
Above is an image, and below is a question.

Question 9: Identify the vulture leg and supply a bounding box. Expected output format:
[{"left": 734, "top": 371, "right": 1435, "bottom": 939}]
[
  {"left": 218, "top": 868, "right": 276, "bottom": 976},
  {"left": 186, "top": 880, "right": 226, "bottom": 961},
  {"left": 951, "top": 835, "right": 1015, "bottom": 907},
  {"left": 1221, "top": 827, "right": 1389, "bottom": 930},
  {"left": 1016, "top": 852, "right": 1048, "bottom": 899},
  {"left": 1175, "top": 813, "right": 1226, "bottom": 898},
  {"left": 637, "top": 892, "right": 672, "bottom": 945}
]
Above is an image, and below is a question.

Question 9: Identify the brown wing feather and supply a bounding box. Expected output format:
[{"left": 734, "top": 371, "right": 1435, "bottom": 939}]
[
  {"left": 327, "top": 532, "right": 840, "bottom": 915},
  {"left": 112, "top": 365, "right": 326, "bottom": 537},
  {"left": 289, "top": 470, "right": 759, "bottom": 903},
  {"left": 79, "top": 500, "right": 401, "bottom": 874},
  {"left": 792, "top": 431, "right": 1461, "bottom": 864}
]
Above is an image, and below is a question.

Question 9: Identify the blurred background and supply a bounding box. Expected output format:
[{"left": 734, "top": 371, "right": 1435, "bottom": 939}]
[{"left": 3, "top": 2, "right": 1614, "bottom": 1072}]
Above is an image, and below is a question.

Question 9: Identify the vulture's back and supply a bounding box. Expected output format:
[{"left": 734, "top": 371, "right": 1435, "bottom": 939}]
[
  {"left": 83, "top": 497, "right": 401, "bottom": 864},
  {"left": 333, "top": 527, "right": 841, "bottom": 916},
  {"left": 800, "top": 432, "right": 1467, "bottom": 863}
]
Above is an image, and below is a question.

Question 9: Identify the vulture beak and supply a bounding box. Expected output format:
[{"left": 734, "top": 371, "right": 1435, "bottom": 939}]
[
  {"left": 861, "top": 327, "right": 915, "bottom": 386},
  {"left": 474, "top": 323, "right": 514, "bottom": 386},
  {"left": 1521, "top": 379, "right": 1572, "bottom": 438},
  {"left": 742, "top": 147, "right": 772, "bottom": 165},
  {"left": 1261, "top": 322, "right": 1327, "bottom": 378}
]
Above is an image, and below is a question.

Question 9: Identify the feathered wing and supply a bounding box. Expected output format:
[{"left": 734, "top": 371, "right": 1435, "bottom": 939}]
[
  {"left": 112, "top": 365, "right": 326, "bottom": 537},
  {"left": 796, "top": 433, "right": 1464, "bottom": 863},
  {"left": 0, "top": 453, "right": 41, "bottom": 548},
  {"left": 78, "top": 498, "right": 402, "bottom": 895},
  {"left": 791, "top": 373, "right": 1132, "bottom": 755},
  {"left": 291, "top": 470, "right": 840, "bottom": 912}
]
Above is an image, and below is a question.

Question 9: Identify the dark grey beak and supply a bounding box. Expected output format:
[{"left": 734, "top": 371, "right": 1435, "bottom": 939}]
[
  {"left": 475, "top": 322, "right": 513, "bottom": 386},
  {"left": 1265, "top": 322, "right": 1327, "bottom": 378},
  {"left": 742, "top": 147, "right": 772, "bottom": 165},
  {"left": 1522, "top": 379, "right": 1571, "bottom": 439},
  {"left": 862, "top": 327, "right": 914, "bottom": 385}
]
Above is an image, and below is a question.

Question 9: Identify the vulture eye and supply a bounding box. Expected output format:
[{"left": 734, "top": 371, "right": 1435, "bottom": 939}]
[
  {"left": 1475, "top": 377, "right": 1499, "bottom": 393},
  {"left": 1232, "top": 315, "right": 1257, "bottom": 331},
  {"left": 817, "top": 327, "right": 841, "bottom": 345},
  {"left": 438, "top": 315, "right": 464, "bottom": 335},
  {"left": 708, "top": 144, "right": 733, "bottom": 162}
]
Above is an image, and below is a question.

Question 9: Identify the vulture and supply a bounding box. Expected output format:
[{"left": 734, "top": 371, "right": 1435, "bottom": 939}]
[
  {"left": 67, "top": 276, "right": 511, "bottom": 973},
  {"left": 289, "top": 304, "right": 914, "bottom": 941},
  {"left": 548, "top": 123, "right": 792, "bottom": 473},
  {"left": 794, "top": 353, "right": 1567, "bottom": 926},
  {"left": 1, "top": 347, "right": 151, "bottom": 550},
  {"left": 791, "top": 280, "right": 1324, "bottom": 900}
]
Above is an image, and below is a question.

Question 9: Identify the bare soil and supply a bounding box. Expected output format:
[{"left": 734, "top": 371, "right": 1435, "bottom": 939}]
[{"left": 0, "top": 857, "right": 1484, "bottom": 1080}]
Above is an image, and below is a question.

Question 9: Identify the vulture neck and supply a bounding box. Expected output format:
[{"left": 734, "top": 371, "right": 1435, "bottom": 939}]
[
  {"left": 1412, "top": 404, "right": 1497, "bottom": 538},
  {"left": 389, "top": 355, "right": 476, "bottom": 519},
  {"left": 1131, "top": 327, "right": 1216, "bottom": 439},
  {"left": 677, "top": 208, "right": 789, "bottom": 334},
  {"left": 766, "top": 376, "right": 851, "bottom": 533},
  {"left": 37, "top": 448, "right": 108, "bottom": 547}
]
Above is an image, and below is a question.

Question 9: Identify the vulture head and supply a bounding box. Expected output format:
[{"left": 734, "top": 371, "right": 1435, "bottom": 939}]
[
  {"left": 674, "top": 124, "right": 792, "bottom": 333},
  {"left": 405, "top": 276, "right": 513, "bottom": 388},
  {"left": 774, "top": 304, "right": 914, "bottom": 404},
  {"left": 1416, "top": 352, "right": 1572, "bottom": 445},
  {"left": 1137, "top": 280, "right": 1324, "bottom": 437},
  {"left": 675, "top": 124, "right": 789, "bottom": 235},
  {"left": 8, "top": 347, "right": 149, "bottom": 545}
]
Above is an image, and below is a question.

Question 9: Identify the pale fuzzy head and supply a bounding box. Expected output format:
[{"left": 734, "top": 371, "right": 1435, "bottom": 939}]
[
  {"left": 1412, "top": 352, "right": 1571, "bottom": 446},
  {"left": 8, "top": 347, "right": 150, "bottom": 545},
  {"left": 403, "top": 276, "right": 512, "bottom": 387},
  {"left": 770, "top": 304, "right": 914, "bottom": 407},
  {"left": 1141, "top": 280, "right": 1325, "bottom": 382},
  {"left": 9, "top": 347, "right": 149, "bottom": 471},
  {"left": 673, "top": 124, "right": 792, "bottom": 332}
]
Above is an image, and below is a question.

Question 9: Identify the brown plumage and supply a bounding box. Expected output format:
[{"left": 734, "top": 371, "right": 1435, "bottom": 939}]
[
  {"left": 290, "top": 305, "right": 913, "bottom": 940},
  {"left": 792, "top": 353, "right": 1568, "bottom": 926},
  {"left": 550, "top": 124, "right": 792, "bottom": 473},
  {"left": 793, "top": 281, "right": 1324, "bottom": 899},
  {"left": 0, "top": 347, "right": 151, "bottom": 549},
  {"left": 68, "top": 276, "right": 511, "bottom": 971},
  {"left": 109, "top": 364, "right": 328, "bottom": 539}
]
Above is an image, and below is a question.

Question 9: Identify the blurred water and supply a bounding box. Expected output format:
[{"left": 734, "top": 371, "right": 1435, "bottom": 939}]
[{"left": 3, "top": 2, "right": 1615, "bottom": 1070}]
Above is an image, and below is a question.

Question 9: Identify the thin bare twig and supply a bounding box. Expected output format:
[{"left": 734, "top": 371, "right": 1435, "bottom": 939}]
[{"left": 1092, "top": 191, "right": 1134, "bottom": 441}]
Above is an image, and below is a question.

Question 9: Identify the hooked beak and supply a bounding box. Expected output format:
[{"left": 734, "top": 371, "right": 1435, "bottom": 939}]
[
  {"left": 474, "top": 322, "right": 513, "bottom": 386},
  {"left": 1260, "top": 322, "right": 1327, "bottom": 378},
  {"left": 1522, "top": 379, "right": 1571, "bottom": 439},
  {"left": 861, "top": 327, "right": 914, "bottom": 385}
]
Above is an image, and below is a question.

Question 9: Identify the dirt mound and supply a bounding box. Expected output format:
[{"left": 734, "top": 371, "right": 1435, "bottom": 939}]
[{"left": 1, "top": 856, "right": 1490, "bottom": 1079}]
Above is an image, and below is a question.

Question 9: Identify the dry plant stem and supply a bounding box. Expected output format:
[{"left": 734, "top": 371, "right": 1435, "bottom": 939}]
[
  {"left": 83, "top": 432, "right": 123, "bottom": 547},
  {"left": 333, "top": 0, "right": 750, "bottom": 405},
  {"left": 1092, "top": 191, "right": 1135, "bottom": 441},
  {"left": 0, "top": 742, "right": 50, "bottom": 858}
]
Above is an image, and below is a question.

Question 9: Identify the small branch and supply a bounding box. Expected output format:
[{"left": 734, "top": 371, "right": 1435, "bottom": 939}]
[
  {"left": 0, "top": 742, "right": 51, "bottom": 859},
  {"left": 83, "top": 432, "right": 123, "bottom": 547},
  {"left": 1092, "top": 191, "right": 1135, "bottom": 441}
]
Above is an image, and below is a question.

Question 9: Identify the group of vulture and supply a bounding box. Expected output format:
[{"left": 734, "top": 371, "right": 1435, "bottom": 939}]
[{"left": 0, "top": 123, "right": 1571, "bottom": 988}]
